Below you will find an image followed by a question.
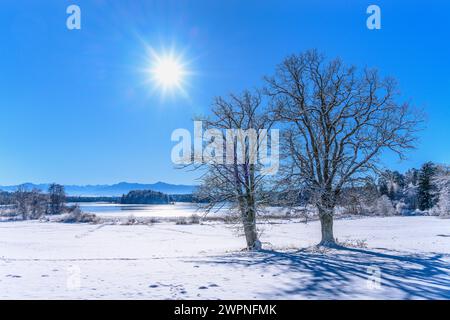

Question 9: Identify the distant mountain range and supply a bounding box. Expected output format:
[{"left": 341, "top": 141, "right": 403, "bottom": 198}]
[{"left": 0, "top": 182, "right": 197, "bottom": 196}]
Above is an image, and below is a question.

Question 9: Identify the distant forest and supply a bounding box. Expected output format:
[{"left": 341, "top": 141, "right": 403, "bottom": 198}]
[
  {"left": 0, "top": 189, "right": 197, "bottom": 206},
  {"left": 120, "top": 190, "right": 169, "bottom": 204},
  {"left": 68, "top": 191, "right": 198, "bottom": 204}
]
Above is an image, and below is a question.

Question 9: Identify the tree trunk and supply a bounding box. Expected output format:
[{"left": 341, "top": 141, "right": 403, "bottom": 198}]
[
  {"left": 318, "top": 207, "right": 335, "bottom": 246},
  {"left": 242, "top": 208, "right": 261, "bottom": 250}
]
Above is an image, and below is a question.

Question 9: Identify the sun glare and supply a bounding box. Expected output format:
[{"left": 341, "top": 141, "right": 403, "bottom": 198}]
[
  {"left": 148, "top": 51, "right": 188, "bottom": 96},
  {"left": 153, "top": 57, "right": 184, "bottom": 88}
]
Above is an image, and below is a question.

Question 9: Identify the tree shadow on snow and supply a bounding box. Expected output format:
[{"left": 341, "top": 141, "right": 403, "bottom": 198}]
[{"left": 192, "top": 247, "right": 450, "bottom": 299}]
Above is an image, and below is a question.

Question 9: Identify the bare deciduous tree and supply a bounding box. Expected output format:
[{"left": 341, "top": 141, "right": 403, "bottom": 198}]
[
  {"left": 12, "top": 187, "right": 48, "bottom": 220},
  {"left": 48, "top": 183, "right": 66, "bottom": 215},
  {"left": 13, "top": 186, "right": 31, "bottom": 220},
  {"left": 193, "top": 91, "right": 275, "bottom": 250},
  {"left": 29, "top": 188, "right": 48, "bottom": 219},
  {"left": 265, "top": 50, "right": 422, "bottom": 246}
]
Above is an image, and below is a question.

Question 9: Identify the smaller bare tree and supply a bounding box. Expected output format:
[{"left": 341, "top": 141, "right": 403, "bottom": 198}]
[
  {"left": 29, "top": 188, "right": 48, "bottom": 219},
  {"left": 189, "top": 91, "right": 276, "bottom": 250},
  {"left": 48, "top": 183, "right": 66, "bottom": 215},
  {"left": 13, "top": 186, "right": 31, "bottom": 220}
]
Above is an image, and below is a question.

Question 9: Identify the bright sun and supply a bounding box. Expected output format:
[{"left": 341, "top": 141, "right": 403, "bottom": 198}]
[
  {"left": 149, "top": 52, "right": 187, "bottom": 93},
  {"left": 153, "top": 57, "right": 184, "bottom": 88}
]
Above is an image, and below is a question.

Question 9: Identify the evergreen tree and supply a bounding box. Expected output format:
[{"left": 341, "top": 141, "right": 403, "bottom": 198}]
[
  {"left": 417, "top": 162, "right": 437, "bottom": 211},
  {"left": 378, "top": 176, "right": 389, "bottom": 197}
]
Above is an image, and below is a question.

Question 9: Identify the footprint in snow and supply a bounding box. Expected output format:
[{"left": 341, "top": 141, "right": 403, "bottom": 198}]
[{"left": 169, "top": 284, "right": 187, "bottom": 298}]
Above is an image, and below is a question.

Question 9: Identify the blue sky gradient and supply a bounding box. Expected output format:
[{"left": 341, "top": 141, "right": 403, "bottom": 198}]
[{"left": 0, "top": 0, "right": 449, "bottom": 185}]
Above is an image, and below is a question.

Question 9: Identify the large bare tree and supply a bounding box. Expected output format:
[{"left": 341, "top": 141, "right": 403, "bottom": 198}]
[
  {"left": 192, "top": 91, "right": 276, "bottom": 250},
  {"left": 265, "top": 50, "right": 422, "bottom": 246}
]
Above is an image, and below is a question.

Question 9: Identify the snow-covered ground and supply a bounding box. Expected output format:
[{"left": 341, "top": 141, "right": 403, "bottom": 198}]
[{"left": 1, "top": 216, "right": 449, "bottom": 299}]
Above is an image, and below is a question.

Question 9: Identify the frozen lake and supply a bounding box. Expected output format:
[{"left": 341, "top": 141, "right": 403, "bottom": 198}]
[{"left": 71, "top": 202, "right": 212, "bottom": 218}]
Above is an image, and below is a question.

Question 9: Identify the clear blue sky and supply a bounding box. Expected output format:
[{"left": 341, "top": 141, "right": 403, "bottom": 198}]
[{"left": 0, "top": 0, "right": 449, "bottom": 185}]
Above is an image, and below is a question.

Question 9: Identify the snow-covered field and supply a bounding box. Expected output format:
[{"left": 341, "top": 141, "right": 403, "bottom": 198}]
[{"left": 1, "top": 216, "right": 450, "bottom": 299}]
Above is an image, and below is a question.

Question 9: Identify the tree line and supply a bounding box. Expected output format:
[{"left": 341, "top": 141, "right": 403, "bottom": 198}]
[
  {"left": 65, "top": 193, "right": 201, "bottom": 204},
  {"left": 0, "top": 188, "right": 202, "bottom": 213},
  {"left": 376, "top": 162, "right": 449, "bottom": 215},
  {"left": 0, "top": 183, "right": 66, "bottom": 220}
]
